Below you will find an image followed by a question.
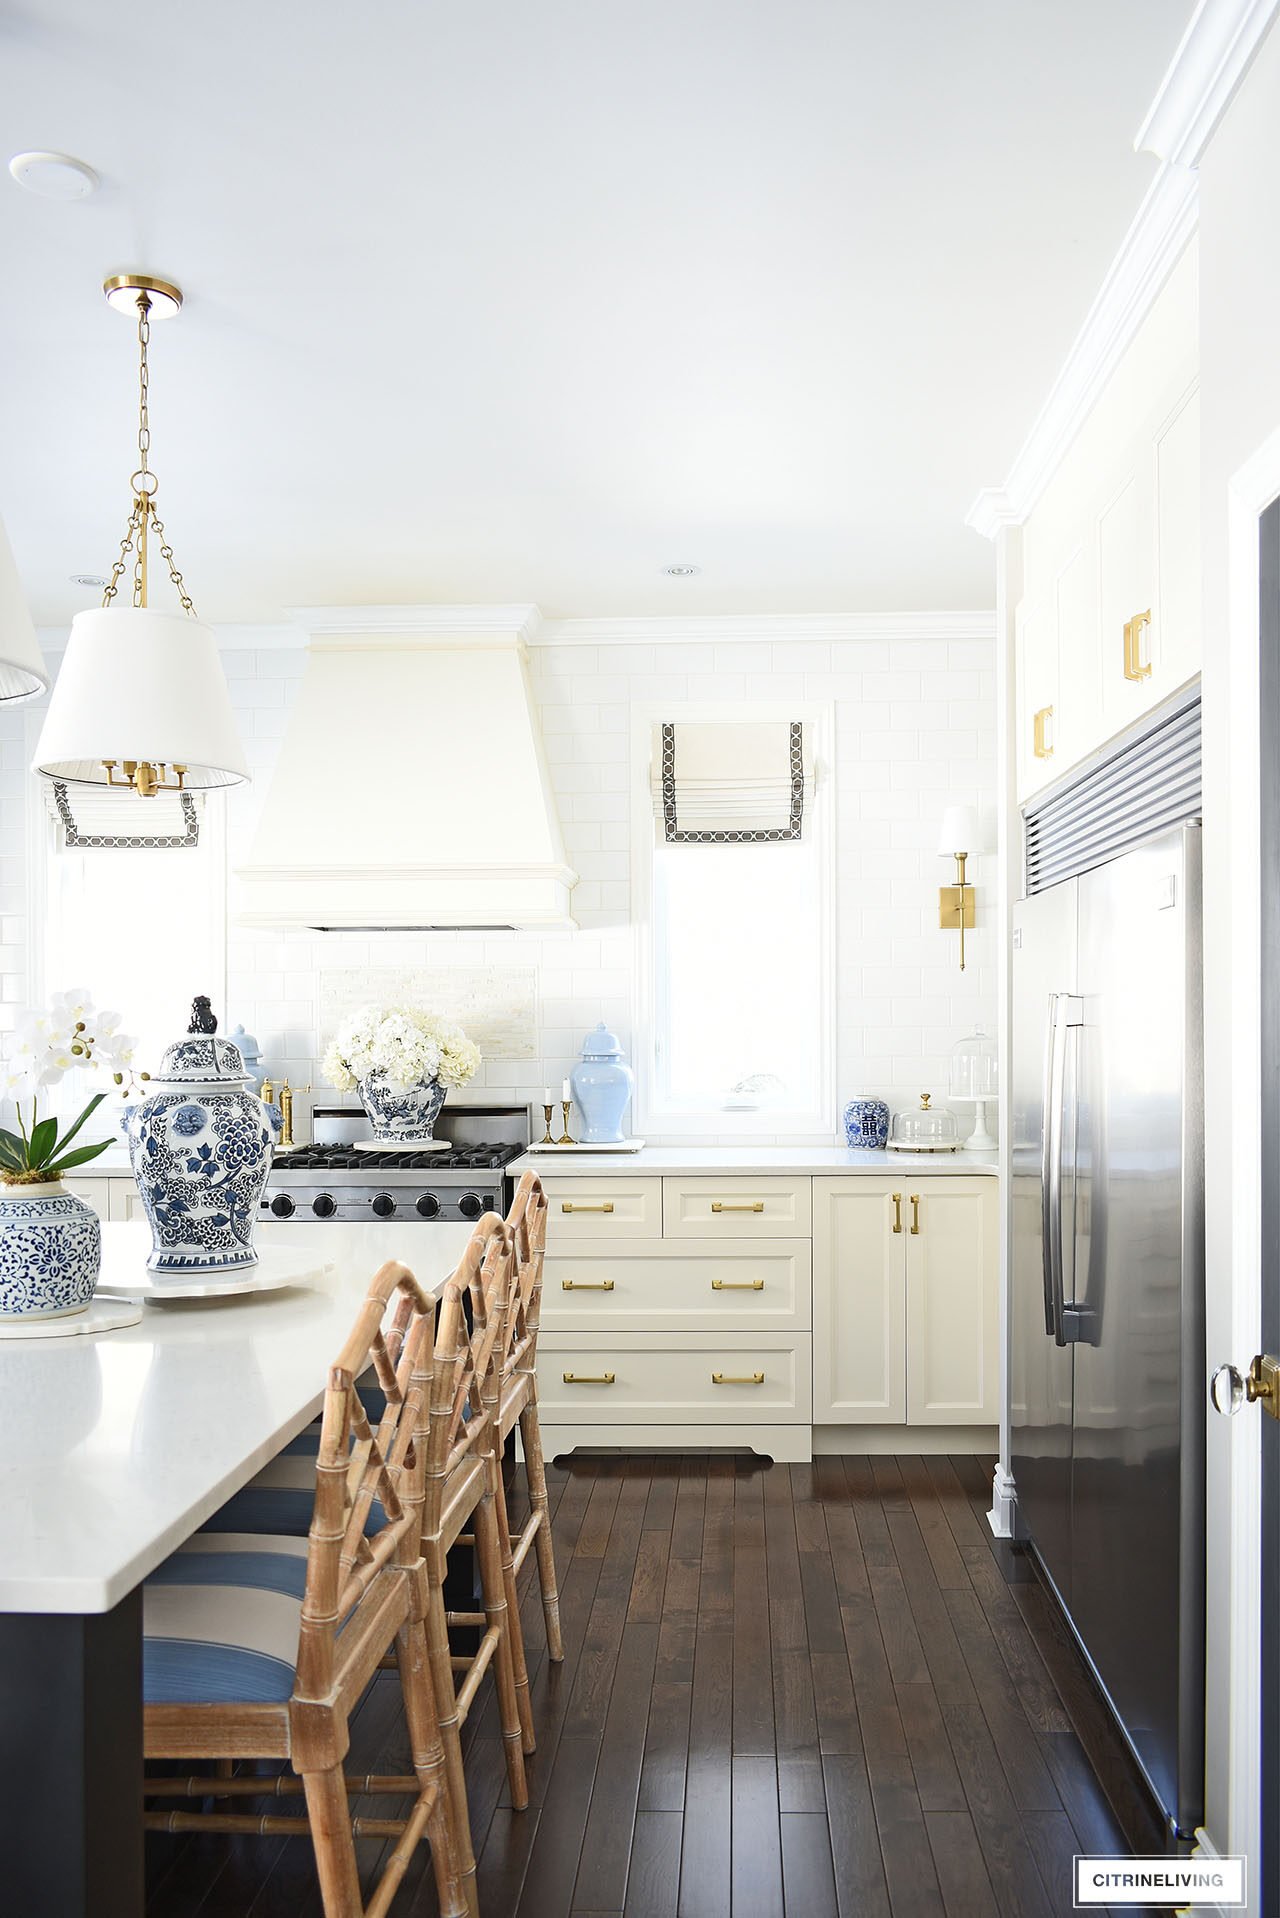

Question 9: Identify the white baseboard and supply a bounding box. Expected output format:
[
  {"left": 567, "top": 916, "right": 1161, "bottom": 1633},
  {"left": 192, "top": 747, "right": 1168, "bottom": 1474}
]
[
  {"left": 811, "top": 1423, "right": 998, "bottom": 1456},
  {"left": 988, "top": 1462, "right": 1017, "bottom": 1537},
  {"left": 539, "top": 1422, "right": 813, "bottom": 1463}
]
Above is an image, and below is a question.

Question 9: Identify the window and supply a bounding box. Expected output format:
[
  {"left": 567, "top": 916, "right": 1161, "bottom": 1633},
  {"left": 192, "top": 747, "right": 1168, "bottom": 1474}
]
[
  {"left": 636, "top": 706, "right": 832, "bottom": 1133},
  {"left": 32, "top": 782, "right": 226, "bottom": 1141}
]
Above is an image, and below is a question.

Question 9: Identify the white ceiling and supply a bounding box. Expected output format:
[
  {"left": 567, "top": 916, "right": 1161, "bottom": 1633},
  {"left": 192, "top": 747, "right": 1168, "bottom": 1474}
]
[{"left": 0, "top": 0, "right": 1184, "bottom": 627}]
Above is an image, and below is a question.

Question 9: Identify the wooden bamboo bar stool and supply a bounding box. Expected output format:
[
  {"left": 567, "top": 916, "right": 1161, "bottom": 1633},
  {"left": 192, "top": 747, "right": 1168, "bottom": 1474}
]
[
  {"left": 423, "top": 1214, "right": 531, "bottom": 1918},
  {"left": 141, "top": 1260, "right": 463, "bottom": 1918}
]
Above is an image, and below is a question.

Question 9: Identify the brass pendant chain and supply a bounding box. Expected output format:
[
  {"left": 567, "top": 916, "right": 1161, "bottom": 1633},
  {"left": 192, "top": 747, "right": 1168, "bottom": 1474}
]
[{"left": 100, "top": 291, "right": 197, "bottom": 618}]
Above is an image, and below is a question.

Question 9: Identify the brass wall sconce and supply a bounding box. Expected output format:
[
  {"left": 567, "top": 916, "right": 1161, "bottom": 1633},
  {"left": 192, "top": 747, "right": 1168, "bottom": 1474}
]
[{"left": 937, "top": 804, "right": 983, "bottom": 972}]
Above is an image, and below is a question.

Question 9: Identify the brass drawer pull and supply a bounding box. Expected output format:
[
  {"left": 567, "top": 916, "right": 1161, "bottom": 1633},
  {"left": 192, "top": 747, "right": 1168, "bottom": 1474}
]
[
  {"left": 910, "top": 1194, "right": 921, "bottom": 1236},
  {"left": 710, "top": 1201, "right": 765, "bottom": 1213},
  {"left": 562, "top": 1371, "right": 615, "bottom": 1384},
  {"left": 561, "top": 1201, "right": 615, "bottom": 1214},
  {"left": 892, "top": 1192, "right": 903, "bottom": 1234},
  {"left": 561, "top": 1279, "right": 615, "bottom": 1291},
  {"left": 711, "top": 1279, "right": 765, "bottom": 1291},
  {"left": 1123, "top": 609, "right": 1153, "bottom": 682},
  {"left": 712, "top": 1371, "right": 766, "bottom": 1385},
  {"left": 1033, "top": 705, "right": 1054, "bottom": 760}
]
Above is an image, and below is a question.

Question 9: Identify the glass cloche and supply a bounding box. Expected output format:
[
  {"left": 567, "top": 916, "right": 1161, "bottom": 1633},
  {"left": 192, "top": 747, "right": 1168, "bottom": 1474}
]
[
  {"left": 888, "top": 1093, "right": 960, "bottom": 1153},
  {"left": 948, "top": 1024, "right": 998, "bottom": 1150}
]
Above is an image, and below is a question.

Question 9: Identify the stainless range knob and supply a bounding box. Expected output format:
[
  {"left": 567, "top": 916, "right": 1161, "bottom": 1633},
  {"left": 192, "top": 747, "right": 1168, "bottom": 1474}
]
[
  {"left": 372, "top": 1192, "right": 397, "bottom": 1218},
  {"left": 458, "top": 1192, "right": 482, "bottom": 1220},
  {"left": 415, "top": 1194, "right": 440, "bottom": 1219},
  {"left": 312, "top": 1193, "right": 337, "bottom": 1218},
  {"left": 270, "top": 1193, "right": 295, "bottom": 1218}
]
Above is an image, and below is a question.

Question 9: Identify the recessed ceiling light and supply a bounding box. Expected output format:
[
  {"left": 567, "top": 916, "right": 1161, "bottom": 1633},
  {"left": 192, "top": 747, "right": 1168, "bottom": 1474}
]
[
  {"left": 70, "top": 574, "right": 105, "bottom": 589},
  {"left": 663, "top": 563, "right": 700, "bottom": 577},
  {"left": 8, "top": 151, "right": 99, "bottom": 200}
]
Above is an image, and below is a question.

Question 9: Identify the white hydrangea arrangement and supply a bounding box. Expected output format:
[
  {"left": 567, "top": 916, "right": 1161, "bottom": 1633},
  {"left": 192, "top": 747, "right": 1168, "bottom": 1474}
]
[{"left": 322, "top": 1004, "right": 482, "bottom": 1094}]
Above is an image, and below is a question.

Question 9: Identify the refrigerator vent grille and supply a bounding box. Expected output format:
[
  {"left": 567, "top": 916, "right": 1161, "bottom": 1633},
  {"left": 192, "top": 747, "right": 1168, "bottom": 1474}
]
[{"left": 1024, "top": 693, "right": 1200, "bottom": 893}]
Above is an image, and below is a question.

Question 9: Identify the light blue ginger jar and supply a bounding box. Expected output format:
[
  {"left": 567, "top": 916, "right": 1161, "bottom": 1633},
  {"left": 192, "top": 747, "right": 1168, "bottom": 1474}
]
[
  {"left": 0, "top": 1181, "right": 101, "bottom": 1320},
  {"left": 842, "top": 1096, "right": 891, "bottom": 1150},
  {"left": 569, "top": 1023, "right": 635, "bottom": 1144},
  {"left": 125, "top": 1034, "right": 277, "bottom": 1273}
]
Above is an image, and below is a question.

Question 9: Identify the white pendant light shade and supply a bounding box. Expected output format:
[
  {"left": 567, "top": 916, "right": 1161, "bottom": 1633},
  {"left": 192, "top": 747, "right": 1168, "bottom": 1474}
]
[
  {"left": 33, "top": 606, "right": 248, "bottom": 788},
  {"left": 0, "top": 518, "right": 49, "bottom": 702}
]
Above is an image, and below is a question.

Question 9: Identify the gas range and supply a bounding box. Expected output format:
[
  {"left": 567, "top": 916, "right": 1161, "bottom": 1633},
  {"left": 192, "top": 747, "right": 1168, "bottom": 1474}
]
[{"left": 260, "top": 1104, "right": 530, "bottom": 1225}]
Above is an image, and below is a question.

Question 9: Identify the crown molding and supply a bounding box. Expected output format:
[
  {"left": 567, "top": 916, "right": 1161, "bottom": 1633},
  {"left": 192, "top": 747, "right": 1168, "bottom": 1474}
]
[
  {"left": 287, "top": 603, "right": 544, "bottom": 644},
  {"left": 965, "top": 161, "right": 1199, "bottom": 540},
  {"left": 534, "top": 611, "right": 996, "bottom": 646},
  {"left": 1135, "top": 0, "right": 1280, "bottom": 167}
]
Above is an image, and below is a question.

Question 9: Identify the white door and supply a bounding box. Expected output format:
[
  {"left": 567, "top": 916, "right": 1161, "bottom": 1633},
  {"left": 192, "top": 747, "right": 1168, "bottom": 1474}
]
[
  {"left": 812, "top": 1179, "right": 905, "bottom": 1422},
  {"left": 905, "top": 1180, "right": 998, "bottom": 1423}
]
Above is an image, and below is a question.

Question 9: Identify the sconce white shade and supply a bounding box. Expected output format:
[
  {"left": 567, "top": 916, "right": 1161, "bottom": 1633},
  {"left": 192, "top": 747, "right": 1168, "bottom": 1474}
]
[
  {"left": 937, "top": 804, "right": 981, "bottom": 857},
  {"left": 32, "top": 606, "right": 249, "bottom": 788},
  {"left": 0, "top": 519, "right": 49, "bottom": 703}
]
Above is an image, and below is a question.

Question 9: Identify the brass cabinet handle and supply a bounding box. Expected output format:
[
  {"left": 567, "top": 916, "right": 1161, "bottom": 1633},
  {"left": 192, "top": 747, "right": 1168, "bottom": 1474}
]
[
  {"left": 711, "top": 1371, "right": 766, "bottom": 1385},
  {"left": 1123, "top": 609, "right": 1153, "bottom": 682},
  {"left": 561, "top": 1279, "right": 614, "bottom": 1291},
  {"left": 710, "top": 1201, "right": 765, "bottom": 1213},
  {"left": 561, "top": 1201, "right": 614, "bottom": 1213},
  {"left": 910, "top": 1194, "right": 921, "bottom": 1236},
  {"left": 562, "top": 1371, "right": 615, "bottom": 1384},
  {"left": 891, "top": 1192, "right": 903, "bottom": 1234},
  {"left": 1033, "top": 705, "right": 1054, "bottom": 759},
  {"left": 711, "top": 1279, "right": 765, "bottom": 1291}
]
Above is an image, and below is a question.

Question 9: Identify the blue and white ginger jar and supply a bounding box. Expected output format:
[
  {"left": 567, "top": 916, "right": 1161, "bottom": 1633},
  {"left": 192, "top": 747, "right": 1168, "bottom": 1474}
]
[
  {"left": 125, "top": 1035, "right": 277, "bottom": 1273},
  {"left": 0, "top": 1182, "right": 101, "bottom": 1320},
  {"left": 569, "top": 1023, "right": 635, "bottom": 1145},
  {"left": 358, "top": 1072, "right": 447, "bottom": 1144},
  {"left": 842, "top": 1096, "right": 891, "bottom": 1150}
]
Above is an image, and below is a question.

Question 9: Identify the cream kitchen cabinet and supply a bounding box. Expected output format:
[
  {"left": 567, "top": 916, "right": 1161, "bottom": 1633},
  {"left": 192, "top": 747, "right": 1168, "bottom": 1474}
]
[
  {"left": 62, "top": 1174, "right": 147, "bottom": 1222},
  {"left": 812, "top": 1175, "right": 998, "bottom": 1427}
]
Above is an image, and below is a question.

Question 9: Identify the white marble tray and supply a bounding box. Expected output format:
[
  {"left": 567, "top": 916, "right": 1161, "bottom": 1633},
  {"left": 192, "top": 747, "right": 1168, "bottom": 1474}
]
[
  {"left": 95, "top": 1231, "right": 334, "bottom": 1302},
  {"left": 350, "top": 1138, "right": 451, "bottom": 1154},
  {"left": 0, "top": 1296, "right": 143, "bottom": 1340}
]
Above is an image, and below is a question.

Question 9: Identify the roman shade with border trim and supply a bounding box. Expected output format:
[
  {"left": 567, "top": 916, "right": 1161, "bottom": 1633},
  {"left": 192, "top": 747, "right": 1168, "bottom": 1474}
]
[
  {"left": 651, "top": 719, "right": 809, "bottom": 842},
  {"left": 45, "top": 779, "right": 201, "bottom": 850}
]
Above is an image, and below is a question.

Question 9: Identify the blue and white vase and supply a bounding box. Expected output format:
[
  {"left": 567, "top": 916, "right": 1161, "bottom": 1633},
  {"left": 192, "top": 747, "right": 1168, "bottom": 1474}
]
[
  {"left": 358, "top": 1072, "right": 446, "bottom": 1145},
  {"left": 569, "top": 1023, "right": 635, "bottom": 1144},
  {"left": 842, "top": 1096, "right": 891, "bottom": 1150},
  {"left": 125, "top": 1035, "right": 277, "bottom": 1273},
  {"left": 0, "top": 1181, "right": 101, "bottom": 1320}
]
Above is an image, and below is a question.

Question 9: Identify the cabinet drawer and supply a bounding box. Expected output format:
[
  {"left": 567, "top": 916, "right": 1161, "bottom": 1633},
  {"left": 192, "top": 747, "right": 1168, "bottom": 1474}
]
[
  {"left": 542, "top": 1178, "right": 661, "bottom": 1243},
  {"left": 662, "top": 1176, "right": 811, "bottom": 1238},
  {"left": 537, "top": 1333, "right": 812, "bottom": 1423},
  {"left": 541, "top": 1239, "right": 811, "bottom": 1332}
]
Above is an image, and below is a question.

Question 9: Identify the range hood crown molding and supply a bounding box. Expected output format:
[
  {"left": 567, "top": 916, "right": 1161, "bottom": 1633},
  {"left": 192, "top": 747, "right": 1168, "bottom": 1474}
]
[{"left": 287, "top": 603, "right": 543, "bottom": 643}]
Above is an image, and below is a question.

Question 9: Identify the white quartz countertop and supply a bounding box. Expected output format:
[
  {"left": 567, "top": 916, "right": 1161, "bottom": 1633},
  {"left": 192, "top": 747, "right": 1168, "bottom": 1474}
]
[
  {"left": 0, "top": 1220, "right": 473, "bottom": 1614},
  {"left": 510, "top": 1145, "right": 998, "bottom": 1176}
]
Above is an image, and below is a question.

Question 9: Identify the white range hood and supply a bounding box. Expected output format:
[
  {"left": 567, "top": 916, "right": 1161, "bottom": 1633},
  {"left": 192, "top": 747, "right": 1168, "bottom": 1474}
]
[{"left": 235, "top": 607, "right": 576, "bottom": 929}]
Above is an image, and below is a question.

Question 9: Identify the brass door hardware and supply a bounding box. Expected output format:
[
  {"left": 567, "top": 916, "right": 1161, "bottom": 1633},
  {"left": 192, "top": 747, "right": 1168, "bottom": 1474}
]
[
  {"left": 1211, "top": 1353, "right": 1280, "bottom": 1421},
  {"left": 1033, "top": 706, "right": 1054, "bottom": 760},
  {"left": 561, "top": 1201, "right": 614, "bottom": 1214},
  {"left": 711, "top": 1372, "right": 766, "bottom": 1385},
  {"left": 562, "top": 1372, "right": 615, "bottom": 1385},
  {"left": 561, "top": 1279, "right": 614, "bottom": 1291},
  {"left": 891, "top": 1192, "right": 903, "bottom": 1234},
  {"left": 1123, "top": 609, "right": 1153, "bottom": 682},
  {"left": 711, "top": 1278, "right": 765, "bottom": 1291},
  {"left": 710, "top": 1201, "right": 765, "bottom": 1213},
  {"left": 910, "top": 1194, "right": 921, "bottom": 1236}
]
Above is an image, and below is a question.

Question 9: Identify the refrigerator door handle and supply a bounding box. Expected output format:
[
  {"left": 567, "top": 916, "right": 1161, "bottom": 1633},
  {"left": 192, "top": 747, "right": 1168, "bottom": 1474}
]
[{"left": 1041, "top": 992, "right": 1063, "bottom": 1340}]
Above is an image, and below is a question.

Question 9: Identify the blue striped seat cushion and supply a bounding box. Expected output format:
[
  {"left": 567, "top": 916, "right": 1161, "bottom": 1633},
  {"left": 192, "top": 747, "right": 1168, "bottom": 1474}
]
[
  {"left": 143, "top": 1533, "right": 309, "bottom": 1705},
  {"left": 206, "top": 1423, "right": 390, "bottom": 1539}
]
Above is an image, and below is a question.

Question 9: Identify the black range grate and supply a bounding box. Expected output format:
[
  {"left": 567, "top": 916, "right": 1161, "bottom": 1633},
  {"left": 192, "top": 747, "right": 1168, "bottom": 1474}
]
[{"left": 278, "top": 1143, "right": 520, "bottom": 1172}]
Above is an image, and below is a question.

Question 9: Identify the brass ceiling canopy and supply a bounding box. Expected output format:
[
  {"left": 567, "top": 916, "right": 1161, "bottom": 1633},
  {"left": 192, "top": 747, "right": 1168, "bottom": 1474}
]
[{"left": 102, "top": 273, "right": 183, "bottom": 320}]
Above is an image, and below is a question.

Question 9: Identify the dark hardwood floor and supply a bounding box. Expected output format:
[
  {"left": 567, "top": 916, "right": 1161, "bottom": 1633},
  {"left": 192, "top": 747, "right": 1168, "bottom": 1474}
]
[{"left": 145, "top": 1453, "right": 1166, "bottom": 1917}]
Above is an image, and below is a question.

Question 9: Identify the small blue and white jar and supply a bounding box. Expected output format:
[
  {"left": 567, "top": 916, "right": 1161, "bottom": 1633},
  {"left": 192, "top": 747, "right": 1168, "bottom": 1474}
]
[
  {"left": 842, "top": 1096, "right": 891, "bottom": 1150},
  {"left": 124, "top": 1034, "right": 277, "bottom": 1273},
  {"left": 0, "top": 1181, "right": 101, "bottom": 1320},
  {"left": 570, "top": 1023, "right": 635, "bottom": 1144}
]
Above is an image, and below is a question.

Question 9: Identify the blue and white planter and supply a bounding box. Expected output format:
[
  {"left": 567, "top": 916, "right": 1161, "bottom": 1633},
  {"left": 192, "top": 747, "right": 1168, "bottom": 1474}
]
[
  {"left": 842, "top": 1096, "right": 891, "bottom": 1150},
  {"left": 358, "top": 1072, "right": 446, "bottom": 1145},
  {"left": 125, "top": 1035, "right": 277, "bottom": 1274},
  {"left": 0, "top": 1181, "right": 101, "bottom": 1320}
]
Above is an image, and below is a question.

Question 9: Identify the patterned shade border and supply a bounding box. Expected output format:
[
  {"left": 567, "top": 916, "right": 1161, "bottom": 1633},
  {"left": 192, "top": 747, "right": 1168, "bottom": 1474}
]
[
  {"left": 52, "top": 780, "right": 199, "bottom": 850},
  {"left": 660, "top": 720, "right": 805, "bottom": 843}
]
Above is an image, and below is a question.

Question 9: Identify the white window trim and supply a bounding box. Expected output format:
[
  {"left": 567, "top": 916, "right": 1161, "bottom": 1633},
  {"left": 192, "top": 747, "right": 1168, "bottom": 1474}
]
[
  {"left": 22, "top": 703, "right": 229, "bottom": 1016},
  {"left": 629, "top": 699, "right": 836, "bottom": 1140}
]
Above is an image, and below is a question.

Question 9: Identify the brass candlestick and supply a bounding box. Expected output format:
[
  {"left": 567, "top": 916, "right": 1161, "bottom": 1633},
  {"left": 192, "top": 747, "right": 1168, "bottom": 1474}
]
[
  {"left": 558, "top": 1100, "right": 575, "bottom": 1146},
  {"left": 540, "top": 1102, "right": 556, "bottom": 1146}
]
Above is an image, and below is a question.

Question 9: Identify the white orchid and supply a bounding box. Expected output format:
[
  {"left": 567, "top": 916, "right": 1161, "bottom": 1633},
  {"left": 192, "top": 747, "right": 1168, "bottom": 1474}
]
[
  {"left": 1, "top": 991, "right": 141, "bottom": 1186},
  {"left": 323, "top": 1003, "right": 482, "bottom": 1095}
]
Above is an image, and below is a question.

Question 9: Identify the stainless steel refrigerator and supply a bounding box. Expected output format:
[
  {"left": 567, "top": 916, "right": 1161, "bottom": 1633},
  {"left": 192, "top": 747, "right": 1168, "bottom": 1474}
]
[{"left": 1011, "top": 821, "right": 1204, "bottom": 1838}]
